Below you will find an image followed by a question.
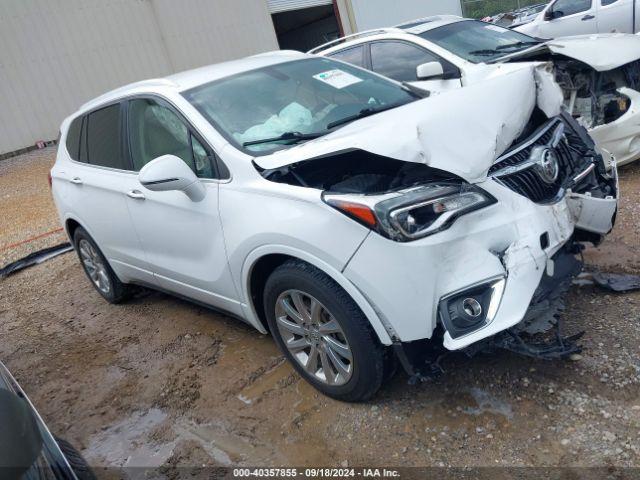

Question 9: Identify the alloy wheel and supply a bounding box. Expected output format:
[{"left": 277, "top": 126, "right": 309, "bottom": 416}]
[
  {"left": 275, "top": 289, "right": 353, "bottom": 386},
  {"left": 78, "top": 239, "right": 112, "bottom": 295}
]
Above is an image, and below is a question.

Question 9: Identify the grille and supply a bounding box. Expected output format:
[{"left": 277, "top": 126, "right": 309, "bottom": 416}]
[{"left": 489, "top": 118, "right": 584, "bottom": 204}]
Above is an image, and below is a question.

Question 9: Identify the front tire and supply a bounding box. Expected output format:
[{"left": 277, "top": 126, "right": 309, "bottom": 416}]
[
  {"left": 73, "top": 227, "right": 132, "bottom": 304},
  {"left": 264, "top": 260, "right": 384, "bottom": 402}
]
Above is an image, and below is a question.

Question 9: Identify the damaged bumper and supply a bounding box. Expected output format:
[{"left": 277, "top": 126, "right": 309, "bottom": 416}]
[{"left": 343, "top": 116, "right": 618, "bottom": 351}]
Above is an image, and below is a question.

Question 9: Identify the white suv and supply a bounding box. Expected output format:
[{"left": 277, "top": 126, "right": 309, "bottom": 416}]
[{"left": 52, "top": 51, "right": 617, "bottom": 401}]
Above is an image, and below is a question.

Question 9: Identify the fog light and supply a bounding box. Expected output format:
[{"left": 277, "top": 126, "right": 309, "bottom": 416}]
[
  {"left": 439, "top": 277, "right": 506, "bottom": 340},
  {"left": 462, "top": 298, "right": 482, "bottom": 318}
]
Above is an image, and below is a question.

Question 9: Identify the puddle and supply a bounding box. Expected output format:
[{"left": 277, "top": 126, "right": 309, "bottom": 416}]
[
  {"left": 85, "top": 408, "right": 277, "bottom": 469},
  {"left": 84, "top": 409, "right": 173, "bottom": 468},
  {"left": 236, "top": 360, "right": 291, "bottom": 405},
  {"left": 462, "top": 387, "right": 514, "bottom": 419},
  {"left": 173, "top": 418, "right": 279, "bottom": 464}
]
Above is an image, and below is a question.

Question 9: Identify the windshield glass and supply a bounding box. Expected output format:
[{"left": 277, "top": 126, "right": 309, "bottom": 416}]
[
  {"left": 419, "top": 20, "right": 541, "bottom": 64},
  {"left": 183, "top": 58, "right": 417, "bottom": 155}
]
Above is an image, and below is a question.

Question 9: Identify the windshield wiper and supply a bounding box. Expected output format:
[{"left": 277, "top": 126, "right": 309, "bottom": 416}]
[
  {"left": 468, "top": 48, "right": 501, "bottom": 56},
  {"left": 495, "top": 40, "right": 541, "bottom": 51},
  {"left": 469, "top": 41, "right": 541, "bottom": 57},
  {"left": 242, "top": 131, "right": 325, "bottom": 147},
  {"left": 327, "top": 104, "right": 403, "bottom": 130}
]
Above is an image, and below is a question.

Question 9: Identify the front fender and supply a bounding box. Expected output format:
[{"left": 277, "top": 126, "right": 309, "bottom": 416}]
[{"left": 240, "top": 244, "right": 394, "bottom": 345}]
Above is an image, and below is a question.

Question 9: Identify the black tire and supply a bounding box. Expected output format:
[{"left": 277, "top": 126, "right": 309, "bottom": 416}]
[
  {"left": 264, "top": 259, "right": 384, "bottom": 402},
  {"left": 73, "top": 227, "right": 132, "bottom": 304},
  {"left": 54, "top": 436, "right": 96, "bottom": 480}
]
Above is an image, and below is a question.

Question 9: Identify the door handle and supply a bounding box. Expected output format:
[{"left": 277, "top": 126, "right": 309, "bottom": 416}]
[
  {"left": 126, "top": 189, "right": 146, "bottom": 200},
  {"left": 582, "top": 14, "right": 595, "bottom": 20},
  {"left": 70, "top": 177, "right": 83, "bottom": 184}
]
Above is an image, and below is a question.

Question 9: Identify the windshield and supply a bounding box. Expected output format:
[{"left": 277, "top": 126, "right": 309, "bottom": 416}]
[
  {"left": 419, "top": 20, "right": 541, "bottom": 64},
  {"left": 183, "top": 57, "right": 418, "bottom": 155}
]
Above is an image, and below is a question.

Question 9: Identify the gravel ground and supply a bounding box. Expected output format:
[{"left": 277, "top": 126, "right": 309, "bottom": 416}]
[
  {"left": 0, "top": 147, "right": 67, "bottom": 265},
  {"left": 0, "top": 149, "right": 639, "bottom": 472}
]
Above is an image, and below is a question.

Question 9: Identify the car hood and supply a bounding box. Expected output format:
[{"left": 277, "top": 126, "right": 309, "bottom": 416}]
[
  {"left": 254, "top": 64, "right": 562, "bottom": 183},
  {"left": 502, "top": 34, "right": 640, "bottom": 72}
]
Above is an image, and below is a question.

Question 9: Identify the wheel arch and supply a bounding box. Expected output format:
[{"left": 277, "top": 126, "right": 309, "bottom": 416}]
[
  {"left": 242, "top": 246, "right": 394, "bottom": 345},
  {"left": 64, "top": 217, "right": 82, "bottom": 241}
]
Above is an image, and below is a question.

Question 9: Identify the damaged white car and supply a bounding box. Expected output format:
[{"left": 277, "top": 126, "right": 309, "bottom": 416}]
[
  {"left": 52, "top": 52, "right": 617, "bottom": 401},
  {"left": 314, "top": 16, "right": 640, "bottom": 166}
]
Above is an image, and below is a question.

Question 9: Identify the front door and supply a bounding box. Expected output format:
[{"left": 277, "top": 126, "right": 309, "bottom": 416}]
[
  {"left": 538, "top": 0, "right": 597, "bottom": 37},
  {"left": 123, "top": 96, "right": 241, "bottom": 315}
]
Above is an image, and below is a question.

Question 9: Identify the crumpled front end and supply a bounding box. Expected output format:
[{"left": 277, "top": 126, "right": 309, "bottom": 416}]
[{"left": 342, "top": 112, "right": 617, "bottom": 352}]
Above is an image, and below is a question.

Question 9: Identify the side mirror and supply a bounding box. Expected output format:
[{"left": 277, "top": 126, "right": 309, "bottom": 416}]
[
  {"left": 544, "top": 9, "right": 561, "bottom": 20},
  {"left": 416, "top": 61, "right": 445, "bottom": 81},
  {"left": 139, "top": 154, "right": 206, "bottom": 202}
]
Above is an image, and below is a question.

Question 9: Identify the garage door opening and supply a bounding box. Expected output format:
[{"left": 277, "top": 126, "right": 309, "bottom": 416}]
[{"left": 271, "top": 4, "right": 342, "bottom": 52}]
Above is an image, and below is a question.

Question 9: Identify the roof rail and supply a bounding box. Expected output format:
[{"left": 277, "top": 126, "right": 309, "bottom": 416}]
[{"left": 307, "top": 27, "right": 404, "bottom": 54}]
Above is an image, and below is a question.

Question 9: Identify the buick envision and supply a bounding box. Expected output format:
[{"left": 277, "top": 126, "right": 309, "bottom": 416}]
[{"left": 52, "top": 52, "right": 617, "bottom": 401}]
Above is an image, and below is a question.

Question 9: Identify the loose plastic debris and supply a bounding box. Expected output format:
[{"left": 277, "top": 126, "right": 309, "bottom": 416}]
[
  {"left": 592, "top": 272, "right": 640, "bottom": 293},
  {"left": 0, "top": 243, "right": 73, "bottom": 279}
]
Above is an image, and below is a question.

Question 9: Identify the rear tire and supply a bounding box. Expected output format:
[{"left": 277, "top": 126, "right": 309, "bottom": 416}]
[
  {"left": 73, "top": 227, "right": 132, "bottom": 304},
  {"left": 264, "top": 259, "right": 384, "bottom": 402}
]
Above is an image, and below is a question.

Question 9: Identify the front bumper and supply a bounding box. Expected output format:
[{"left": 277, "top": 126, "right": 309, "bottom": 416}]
[{"left": 343, "top": 164, "right": 617, "bottom": 350}]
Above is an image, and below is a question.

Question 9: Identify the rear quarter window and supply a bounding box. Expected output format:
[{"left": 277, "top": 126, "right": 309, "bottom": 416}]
[{"left": 65, "top": 116, "right": 82, "bottom": 161}]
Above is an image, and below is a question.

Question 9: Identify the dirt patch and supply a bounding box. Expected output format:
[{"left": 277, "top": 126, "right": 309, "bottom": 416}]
[{"left": 0, "top": 150, "right": 639, "bottom": 469}]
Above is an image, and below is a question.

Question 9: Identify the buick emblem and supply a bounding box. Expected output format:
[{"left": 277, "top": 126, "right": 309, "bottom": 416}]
[{"left": 531, "top": 146, "right": 560, "bottom": 184}]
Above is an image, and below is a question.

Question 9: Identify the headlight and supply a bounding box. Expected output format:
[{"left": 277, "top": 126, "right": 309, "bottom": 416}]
[{"left": 323, "top": 183, "right": 496, "bottom": 242}]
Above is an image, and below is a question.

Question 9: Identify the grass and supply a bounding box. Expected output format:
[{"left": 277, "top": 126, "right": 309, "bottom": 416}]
[{"left": 462, "top": 0, "right": 545, "bottom": 19}]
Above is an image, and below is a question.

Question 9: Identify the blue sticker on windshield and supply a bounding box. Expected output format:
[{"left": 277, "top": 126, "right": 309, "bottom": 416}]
[{"left": 313, "top": 69, "right": 363, "bottom": 89}]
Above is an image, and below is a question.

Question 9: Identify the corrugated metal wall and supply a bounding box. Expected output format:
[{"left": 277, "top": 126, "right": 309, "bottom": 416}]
[
  {"left": 267, "top": 0, "right": 333, "bottom": 14},
  {"left": 0, "top": 0, "right": 279, "bottom": 156}
]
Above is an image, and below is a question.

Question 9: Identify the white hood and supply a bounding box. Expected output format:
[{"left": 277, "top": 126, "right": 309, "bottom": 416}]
[
  {"left": 504, "top": 33, "right": 640, "bottom": 72},
  {"left": 254, "top": 65, "right": 562, "bottom": 183}
]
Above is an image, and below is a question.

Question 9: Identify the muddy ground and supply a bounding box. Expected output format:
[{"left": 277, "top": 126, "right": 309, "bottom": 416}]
[{"left": 1, "top": 148, "right": 639, "bottom": 473}]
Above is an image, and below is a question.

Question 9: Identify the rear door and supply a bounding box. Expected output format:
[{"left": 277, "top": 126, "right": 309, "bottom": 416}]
[
  {"left": 537, "top": 0, "right": 597, "bottom": 37},
  {"left": 368, "top": 40, "right": 462, "bottom": 93},
  {"left": 63, "top": 103, "right": 154, "bottom": 285},
  {"left": 123, "top": 96, "right": 241, "bottom": 314},
  {"left": 597, "top": 0, "right": 634, "bottom": 33}
]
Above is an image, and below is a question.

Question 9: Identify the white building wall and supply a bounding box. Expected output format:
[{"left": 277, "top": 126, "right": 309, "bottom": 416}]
[
  {"left": 0, "top": 0, "right": 279, "bottom": 156},
  {"left": 348, "top": 0, "right": 462, "bottom": 31}
]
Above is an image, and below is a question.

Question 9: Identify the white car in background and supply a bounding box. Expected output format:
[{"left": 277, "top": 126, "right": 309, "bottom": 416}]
[
  {"left": 313, "top": 15, "right": 640, "bottom": 166},
  {"left": 52, "top": 51, "right": 617, "bottom": 401},
  {"left": 514, "top": 0, "right": 638, "bottom": 38}
]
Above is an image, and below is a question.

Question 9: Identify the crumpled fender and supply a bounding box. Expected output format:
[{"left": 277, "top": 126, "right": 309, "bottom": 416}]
[{"left": 254, "top": 65, "right": 564, "bottom": 183}]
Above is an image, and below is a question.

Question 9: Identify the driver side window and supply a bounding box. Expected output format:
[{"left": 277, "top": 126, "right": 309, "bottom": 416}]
[
  {"left": 128, "top": 97, "right": 215, "bottom": 178},
  {"left": 551, "top": 0, "right": 592, "bottom": 16}
]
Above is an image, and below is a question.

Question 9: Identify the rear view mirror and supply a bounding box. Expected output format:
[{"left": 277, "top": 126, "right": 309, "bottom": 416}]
[
  {"left": 416, "top": 61, "right": 445, "bottom": 81},
  {"left": 139, "top": 154, "right": 206, "bottom": 202}
]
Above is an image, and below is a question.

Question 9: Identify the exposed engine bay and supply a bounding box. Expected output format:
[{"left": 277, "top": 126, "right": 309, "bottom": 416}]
[
  {"left": 505, "top": 52, "right": 640, "bottom": 129},
  {"left": 554, "top": 58, "right": 640, "bottom": 128},
  {"left": 260, "top": 150, "right": 456, "bottom": 194}
]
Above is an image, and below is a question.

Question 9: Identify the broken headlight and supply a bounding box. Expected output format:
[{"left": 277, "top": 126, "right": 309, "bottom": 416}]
[{"left": 323, "top": 183, "right": 496, "bottom": 242}]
